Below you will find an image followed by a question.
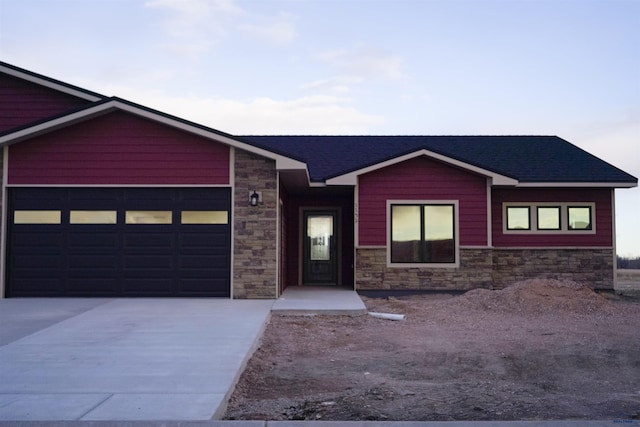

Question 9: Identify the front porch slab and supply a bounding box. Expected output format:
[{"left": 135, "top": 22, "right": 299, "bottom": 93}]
[{"left": 272, "top": 286, "right": 367, "bottom": 316}]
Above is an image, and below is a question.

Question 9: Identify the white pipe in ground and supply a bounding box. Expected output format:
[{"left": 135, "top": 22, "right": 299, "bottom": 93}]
[{"left": 368, "top": 312, "right": 406, "bottom": 321}]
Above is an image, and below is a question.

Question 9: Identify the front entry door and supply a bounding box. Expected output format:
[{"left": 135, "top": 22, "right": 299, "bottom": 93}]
[{"left": 303, "top": 211, "right": 338, "bottom": 285}]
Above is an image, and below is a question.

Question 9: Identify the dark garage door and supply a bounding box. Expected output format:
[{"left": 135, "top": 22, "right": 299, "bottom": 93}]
[{"left": 6, "top": 187, "right": 231, "bottom": 297}]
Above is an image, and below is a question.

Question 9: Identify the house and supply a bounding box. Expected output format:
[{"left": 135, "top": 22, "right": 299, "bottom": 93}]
[{"left": 0, "top": 61, "right": 637, "bottom": 298}]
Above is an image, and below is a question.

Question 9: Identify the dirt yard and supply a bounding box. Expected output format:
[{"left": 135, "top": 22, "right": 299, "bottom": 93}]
[{"left": 224, "top": 279, "right": 640, "bottom": 421}]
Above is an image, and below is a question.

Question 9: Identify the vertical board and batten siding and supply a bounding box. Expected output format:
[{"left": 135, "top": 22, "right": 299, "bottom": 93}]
[
  {"left": 491, "top": 188, "right": 613, "bottom": 247},
  {"left": 358, "top": 156, "right": 488, "bottom": 247},
  {"left": 8, "top": 111, "right": 230, "bottom": 185},
  {"left": 0, "top": 74, "right": 91, "bottom": 133}
]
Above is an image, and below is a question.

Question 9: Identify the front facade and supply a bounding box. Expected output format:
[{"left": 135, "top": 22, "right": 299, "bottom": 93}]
[{"left": 0, "top": 62, "right": 636, "bottom": 298}]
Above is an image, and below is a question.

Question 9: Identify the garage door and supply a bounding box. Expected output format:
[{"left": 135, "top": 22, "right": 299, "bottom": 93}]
[{"left": 6, "top": 187, "right": 231, "bottom": 297}]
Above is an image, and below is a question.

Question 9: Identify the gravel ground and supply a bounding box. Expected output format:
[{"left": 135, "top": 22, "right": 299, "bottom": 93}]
[{"left": 224, "top": 279, "right": 640, "bottom": 421}]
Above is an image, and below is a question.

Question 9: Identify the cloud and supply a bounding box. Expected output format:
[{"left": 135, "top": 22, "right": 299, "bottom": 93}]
[
  {"left": 238, "top": 12, "right": 296, "bottom": 44},
  {"left": 99, "top": 83, "right": 384, "bottom": 134},
  {"left": 145, "top": 0, "right": 296, "bottom": 57},
  {"left": 300, "top": 76, "right": 364, "bottom": 94},
  {"left": 315, "top": 44, "right": 407, "bottom": 80},
  {"left": 178, "top": 95, "right": 385, "bottom": 134},
  {"left": 145, "top": 0, "right": 243, "bottom": 56}
]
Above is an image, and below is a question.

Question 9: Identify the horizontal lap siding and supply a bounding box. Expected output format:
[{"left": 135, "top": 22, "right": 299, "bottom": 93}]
[
  {"left": 491, "top": 188, "right": 613, "bottom": 247},
  {"left": 358, "top": 156, "right": 488, "bottom": 246},
  {"left": 0, "top": 74, "right": 90, "bottom": 132},
  {"left": 8, "top": 111, "right": 230, "bottom": 185}
]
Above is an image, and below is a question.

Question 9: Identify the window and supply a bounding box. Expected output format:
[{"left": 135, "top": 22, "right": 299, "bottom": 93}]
[
  {"left": 14, "top": 210, "right": 61, "bottom": 224},
  {"left": 506, "top": 207, "right": 530, "bottom": 230},
  {"left": 181, "top": 211, "right": 228, "bottom": 224},
  {"left": 70, "top": 210, "right": 117, "bottom": 224},
  {"left": 503, "top": 203, "right": 595, "bottom": 234},
  {"left": 390, "top": 203, "right": 456, "bottom": 264},
  {"left": 537, "top": 206, "right": 560, "bottom": 230},
  {"left": 568, "top": 206, "right": 592, "bottom": 230},
  {"left": 125, "top": 211, "right": 172, "bottom": 224}
]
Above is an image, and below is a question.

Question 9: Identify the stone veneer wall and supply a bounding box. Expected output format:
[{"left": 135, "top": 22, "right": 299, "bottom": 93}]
[
  {"left": 492, "top": 248, "right": 614, "bottom": 290},
  {"left": 355, "top": 248, "right": 494, "bottom": 291},
  {"left": 233, "top": 149, "right": 278, "bottom": 298},
  {"left": 356, "top": 247, "right": 614, "bottom": 291}
]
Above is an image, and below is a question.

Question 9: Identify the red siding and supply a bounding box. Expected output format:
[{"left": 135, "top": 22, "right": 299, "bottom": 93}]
[
  {"left": 358, "top": 156, "right": 488, "bottom": 246},
  {"left": 0, "top": 74, "right": 91, "bottom": 133},
  {"left": 491, "top": 188, "right": 613, "bottom": 247},
  {"left": 8, "top": 111, "right": 230, "bottom": 185}
]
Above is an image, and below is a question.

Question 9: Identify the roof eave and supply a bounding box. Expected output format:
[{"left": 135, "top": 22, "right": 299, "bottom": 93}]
[
  {"left": 325, "top": 148, "right": 519, "bottom": 186},
  {"left": 515, "top": 182, "right": 638, "bottom": 189}
]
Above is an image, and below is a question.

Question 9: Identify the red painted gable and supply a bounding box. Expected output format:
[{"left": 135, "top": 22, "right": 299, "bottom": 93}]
[
  {"left": 358, "top": 156, "right": 488, "bottom": 247},
  {"left": 8, "top": 111, "right": 230, "bottom": 185},
  {"left": 0, "top": 74, "right": 90, "bottom": 133}
]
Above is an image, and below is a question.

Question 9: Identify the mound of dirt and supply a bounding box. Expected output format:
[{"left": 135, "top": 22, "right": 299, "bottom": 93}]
[{"left": 454, "top": 279, "right": 613, "bottom": 315}]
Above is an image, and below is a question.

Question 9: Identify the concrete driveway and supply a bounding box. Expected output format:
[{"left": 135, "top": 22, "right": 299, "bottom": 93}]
[{"left": 0, "top": 298, "right": 273, "bottom": 421}]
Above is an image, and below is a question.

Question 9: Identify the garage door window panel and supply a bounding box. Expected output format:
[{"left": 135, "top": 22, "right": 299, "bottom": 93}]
[
  {"left": 70, "top": 211, "right": 117, "bottom": 224},
  {"left": 126, "top": 211, "right": 173, "bottom": 224},
  {"left": 181, "top": 211, "right": 228, "bottom": 224},
  {"left": 14, "top": 210, "right": 61, "bottom": 224}
]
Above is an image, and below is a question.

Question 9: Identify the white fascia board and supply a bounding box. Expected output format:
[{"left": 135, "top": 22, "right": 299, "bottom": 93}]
[
  {"left": 326, "top": 148, "right": 519, "bottom": 186},
  {"left": 516, "top": 182, "right": 638, "bottom": 188},
  {"left": 0, "top": 99, "right": 308, "bottom": 173},
  {"left": 1, "top": 64, "right": 103, "bottom": 102}
]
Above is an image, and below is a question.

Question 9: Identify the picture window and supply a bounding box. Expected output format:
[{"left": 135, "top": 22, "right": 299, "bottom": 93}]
[{"left": 390, "top": 203, "right": 456, "bottom": 264}]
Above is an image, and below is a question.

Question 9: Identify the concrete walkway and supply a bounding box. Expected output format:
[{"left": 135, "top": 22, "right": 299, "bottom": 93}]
[
  {"left": 0, "top": 298, "right": 273, "bottom": 421},
  {"left": 271, "top": 286, "right": 367, "bottom": 315}
]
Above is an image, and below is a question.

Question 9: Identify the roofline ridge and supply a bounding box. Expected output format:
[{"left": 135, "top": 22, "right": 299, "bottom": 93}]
[{"left": 0, "top": 61, "right": 106, "bottom": 101}]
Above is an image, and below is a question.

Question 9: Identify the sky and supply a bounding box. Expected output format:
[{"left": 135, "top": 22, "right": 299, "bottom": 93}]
[{"left": 0, "top": 0, "right": 638, "bottom": 256}]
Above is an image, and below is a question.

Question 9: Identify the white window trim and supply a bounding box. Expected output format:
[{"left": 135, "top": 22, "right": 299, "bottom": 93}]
[
  {"left": 502, "top": 202, "right": 596, "bottom": 235},
  {"left": 386, "top": 200, "right": 460, "bottom": 268}
]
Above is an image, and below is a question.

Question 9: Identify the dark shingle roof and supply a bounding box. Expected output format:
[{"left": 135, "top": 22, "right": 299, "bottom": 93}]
[{"left": 240, "top": 135, "right": 637, "bottom": 185}]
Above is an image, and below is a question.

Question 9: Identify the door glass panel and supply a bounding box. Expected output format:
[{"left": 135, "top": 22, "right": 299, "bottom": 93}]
[
  {"left": 307, "top": 215, "right": 333, "bottom": 261},
  {"left": 70, "top": 210, "right": 117, "bottom": 224},
  {"left": 14, "top": 210, "right": 61, "bottom": 224},
  {"left": 125, "top": 211, "right": 172, "bottom": 224},
  {"left": 181, "top": 211, "right": 228, "bottom": 224}
]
